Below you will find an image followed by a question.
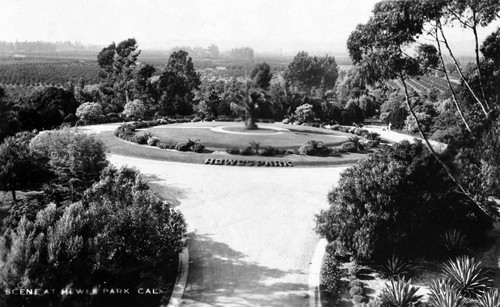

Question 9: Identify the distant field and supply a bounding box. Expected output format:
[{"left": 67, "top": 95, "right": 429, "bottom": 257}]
[
  {"left": 386, "top": 75, "right": 457, "bottom": 94},
  {"left": 0, "top": 52, "right": 352, "bottom": 88}
]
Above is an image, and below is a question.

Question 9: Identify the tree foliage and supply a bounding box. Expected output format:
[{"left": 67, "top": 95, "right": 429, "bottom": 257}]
[
  {"left": 18, "top": 87, "right": 78, "bottom": 131},
  {"left": 157, "top": 50, "right": 201, "bottom": 115},
  {"left": 0, "top": 132, "right": 45, "bottom": 201},
  {"left": 76, "top": 101, "right": 103, "bottom": 124},
  {"left": 29, "top": 129, "right": 108, "bottom": 201},
  {"left": 0, "top": 166, "right": 187, "bottom": 292},
  {"left": 97, "top": 38, "right": 141, "bottom": 108},
  {"left": 284, "top": 51, "right": 338, "bottom": 92},
  {"left": 315, "top": 141, "right": 490, "bottom": 260}
]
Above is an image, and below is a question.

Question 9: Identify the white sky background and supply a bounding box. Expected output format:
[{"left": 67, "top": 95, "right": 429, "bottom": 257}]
[{"left": 1, "top": 0, "right": 499, "bottom": 55}]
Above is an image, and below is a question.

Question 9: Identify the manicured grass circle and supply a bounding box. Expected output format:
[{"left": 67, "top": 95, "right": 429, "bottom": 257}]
[{"left": 144, "top": 122, "right": 349, "bottom": 149}]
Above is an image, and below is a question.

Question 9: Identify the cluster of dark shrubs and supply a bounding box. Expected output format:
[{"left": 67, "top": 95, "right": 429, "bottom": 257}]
[
  {"left": 115, "top": 123, "right": 206, "bottom": 153},
  {"left": 298, "top": 140, "right": 333, "bottom": 156},
  {"left": 226, "top": 142, "right": 285, "bottom": 157}
]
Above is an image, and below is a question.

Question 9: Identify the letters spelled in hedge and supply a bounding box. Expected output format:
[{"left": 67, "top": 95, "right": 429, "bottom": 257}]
[{"left": 204, "top": 158, "right": 293, "bottom": 167}]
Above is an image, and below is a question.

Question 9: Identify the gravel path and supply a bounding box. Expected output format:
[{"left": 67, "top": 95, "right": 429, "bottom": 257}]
[{"left": 109, "top": 154, "right": 347, "bottom": 306}]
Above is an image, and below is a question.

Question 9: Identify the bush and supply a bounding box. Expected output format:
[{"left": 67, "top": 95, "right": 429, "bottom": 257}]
[
  {"left": 258, "top": 146, "right": 275, "bottom": 156},
  {"left": 192, "top": 143, "right": 205, "bottom": 153},
  {"left": 478, "top": 289, "right": 500, "bottom": 307},
  {"left": 349, "top": 280, "right": 364, "bottom": 288},
  {"left": 30, "top": 128, "right": 108, "bottom": 201},
  {"left": 441, "top": 256, "right": 490, "bottom": 299},
  {"left": 379, "top": 279, "right": 421, "bottom": 307},
  {"left": 428, "top": 279, "right": 466, "bottom": 307},
  {"left": 147, "top": 136, "right": 160, "bottom": 146},
  {"left": 379, "top": 255, "right": 412, "bottom": 280},
  {"left": 442, "top": 229, "right": 469, "bottom": 257},
  {"left": 114, "top": 123, "right": 136, "bottom": 137},
  {"left": 0, "top": 166, "right": 187, "bottom": 293},
  {"left": 295, "top": 103, "right": 316, "bottom": 123},
  {"left": 122, "top": 99, "right": 146, "bottom": 119},
  {"left": 341, "top": 141, "right": 358, "bottom": 153},
  {"left": 352, "top": 295, "right": 366, "bottom": 304},
  {"left": 227, "top": 147, "right": 241, "bottom": 155},
  {"left": 240, "top": 146, "right": 254, "bottom": 155},
  {"left": 158, "top": 141, "right": 176, "bottom": 150},
  {"left": 298, "top": 140, "right": 331, "bottom": 156},
  {"left": 315, "top": 141, "right": 491, "bottom": 260},
  {"left": 135, "top": 134, "right": 148, "bottom": 145},
  {"left": 320, "top": 253, "right": 343, "bottom": 296},
  {"left": 350, "top": 285, "right": 364, "bottom": 297},
  {"left": 366, "top": 140, "right": 380, "bottom": 148},
  {"left": 175, "top": 141, "right": 193, "bottom": 152},
  {"left": 156, "top": 118, "right": 168, "bottom": 125},
  {"left": 76, "top": 102, "right": 103, "bottom": 124}
]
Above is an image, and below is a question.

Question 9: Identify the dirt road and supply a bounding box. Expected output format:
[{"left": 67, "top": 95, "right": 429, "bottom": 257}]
[{"left": 109, "top": 154, "right": 346, "bottom": 306}]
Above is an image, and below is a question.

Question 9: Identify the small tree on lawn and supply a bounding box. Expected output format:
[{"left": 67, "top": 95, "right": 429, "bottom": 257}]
[
  {"left": 76, "top": 102, "right": 103, "bottom": 124},
  {"left": 122, "top": 99, "right": 146, "bottom": 119},
  {"left": 295, "top": 103, "right": 316, "bottom": 123},
  {"left": 0, "top": 132, "right": 45, "bottom": 201}
]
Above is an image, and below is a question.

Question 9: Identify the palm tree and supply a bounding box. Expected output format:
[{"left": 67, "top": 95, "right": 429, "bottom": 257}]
[{"left": 232, "top": 81, "right": 265, "bottom": 129}]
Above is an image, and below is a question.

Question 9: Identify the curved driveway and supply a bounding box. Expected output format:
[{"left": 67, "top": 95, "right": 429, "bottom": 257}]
[{"left": 109, "top": 154, "right": 347, "bottom": 307}]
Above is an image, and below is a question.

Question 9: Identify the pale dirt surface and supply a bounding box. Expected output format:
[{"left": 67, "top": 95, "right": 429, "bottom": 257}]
[{"left": 108, "top": 154, "right": 347, "bottom": 307}]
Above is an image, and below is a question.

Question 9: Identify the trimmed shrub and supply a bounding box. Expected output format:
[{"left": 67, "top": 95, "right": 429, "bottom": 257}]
[
  {"left": 158, "top": 141, "right": 176, "bottom": 150},
  {"left": 135, "top": 134, "right": 148, "bottom": 145},
  {"left": 366, "top": 140, "right": 380, "bottom": 149},
  {"left": 192, "top": 143, "right": 205, "bottom": 153},
  {"left": 227, "top": 147, "right": 241, "bottom": 155},
  {"left": 295, "top": 103, "right": 316, "bottom": 123},
  {"left": 258, "top": 146, "right": 275, "bottom": 156},
  {"left": 298, "top": 140, "right": 331, "bottom": 156},
  {"left": 156, "top": 118, "right": 168, "bottom": 125},
  {"left": 341, "top": 142, "right": 358, "bottom": 153},
  {"left": 147, "top": 137, "right": 160, "bottom": 147},
  {"left": 76, "top": 102, "right": 103, "bottom": 124},
  {"left": 175, "top": 141, "right": 193, "bottom": 152},
  {"left": 122, "top": 99, "right": 146, "bottom": 119},
  {"left": 114, "top": 124, "right": 136, "bottom": 137},
  {"left": 320, "top": 253, "right": 343, "bottom": 296},
  {"left": 240, "top": 146, "right": 254, "bottom": 156}
]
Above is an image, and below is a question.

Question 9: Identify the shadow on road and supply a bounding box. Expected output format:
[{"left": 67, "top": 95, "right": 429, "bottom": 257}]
[
  {"left": 141, "top": 174, "right": 187, "bottom": 207},
  {"left": 183, "top": 233, "right": 309, "bottom": 307}
]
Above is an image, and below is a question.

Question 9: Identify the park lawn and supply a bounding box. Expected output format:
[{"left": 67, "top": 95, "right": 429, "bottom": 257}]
[
  {"left": 97, "top": 131, "right": 368, "bottom": 167},
  {"left": 143, "top": 121, "right": 349, "bottom": 149}
]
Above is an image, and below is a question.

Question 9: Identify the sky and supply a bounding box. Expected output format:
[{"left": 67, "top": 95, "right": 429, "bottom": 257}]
[{"left": 1, "top": 0, "right": 499, "bottom": 55}]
